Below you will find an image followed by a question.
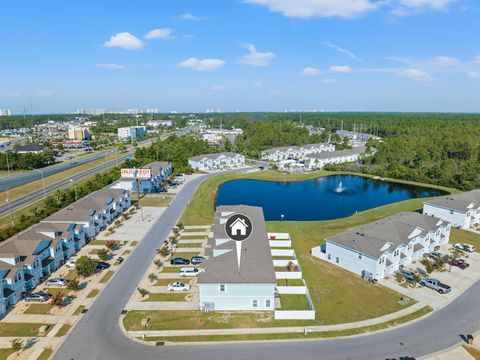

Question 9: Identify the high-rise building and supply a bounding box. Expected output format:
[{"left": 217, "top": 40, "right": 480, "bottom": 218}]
[
  {"left": 0, "top": 109, "right": 11, "bottom": 116},
  {"left": 68, "top": 126, "right": 91, "bottom": 141},
  {"left": 75, "top": 108, "right": 106, "bottom": 116},
  {"left": 117, "top": 126, "right": 146, "bottom": 141}
]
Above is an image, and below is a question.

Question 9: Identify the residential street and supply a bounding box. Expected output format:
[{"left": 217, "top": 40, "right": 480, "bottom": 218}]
[{"left": 53, "top": 170, "right": 480, "bottom": 360}]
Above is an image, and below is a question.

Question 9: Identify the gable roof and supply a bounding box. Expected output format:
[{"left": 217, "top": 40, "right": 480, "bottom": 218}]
[
  {"left": 424, "top": 189, "right": 480, "bottom": 213},
  {"left": 189, "top": 152, "right": 243, "bottom": 162}
]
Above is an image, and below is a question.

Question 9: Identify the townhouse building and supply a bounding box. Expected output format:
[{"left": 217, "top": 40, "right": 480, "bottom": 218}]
[
  {"left": 312, "top": 212, "right": 451, "bottom": 280},
  {"left": 261, "top": 143, "right": 334, "bottom": 162},
  {"left": 188, "top": 152, "right": 245, "bottom": 171},
  {"left": 132, "top": 162, "right": 172, "bottom": 193},
  {"left": 423, "top": 190, "right": 480, "bottom": 229},
  {"left": 306, "top": 146, "right": 367, "bottom": 170}
]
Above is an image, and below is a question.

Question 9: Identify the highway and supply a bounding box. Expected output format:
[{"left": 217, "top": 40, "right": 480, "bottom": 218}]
[
  {"left": 52, "top": 171, "right": 480, "bottom": 360},
  {"left": 0, "top": 154, "right": 129, "bottom": 217}
]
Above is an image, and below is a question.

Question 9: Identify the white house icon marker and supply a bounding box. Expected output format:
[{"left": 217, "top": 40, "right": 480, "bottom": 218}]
[{"left": 229, "top": 217, "right": 248, "bottom": 236}]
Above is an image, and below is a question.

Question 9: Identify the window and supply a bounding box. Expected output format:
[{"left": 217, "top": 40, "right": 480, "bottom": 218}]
[
  {"left": 219, "top": 284, "right": 226, "bottom": 293},
  {"left": 358, "top": 253, "right": 363, "bottom": 260},
  {"left": 265, "top": 299, "right": 271, "bottom": 308},
  {"left": 252, "top": 299, "right": 258, "bottom": 308},
  {"left": 450, "top": 210, "right": 454, "bottom": 215},
  {"left": 327, "top": 254, "right": 331, "bottom": 260},
  {"left": 335, "top": 257, "right": 339, "bottom": 264}
]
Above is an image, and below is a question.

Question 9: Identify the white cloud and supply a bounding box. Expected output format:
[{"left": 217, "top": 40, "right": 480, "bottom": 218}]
[
  {"left": 428, "top": 56, "right": 460, "bottom": 67},
  {"left": 238, "top": 44, "right": 276, "bottom": 67},
  {"left": 8, "top": 91, "right": 21, "bottom": 97},
  {"left": 243, "top": 0, "right": 379, "bottom": 18},
  {"left": 391, "top": 0, "right": 457, "bottom": 15},
  {"left": 321, "top": 78, "right": 338, "bottom": 84},
  {"left": 473, "top": 55, "right": 480, "bottom": 64},
  {"left": 398, "top": 68, "right": 434, "bottom": 82},
  {"left": 177, "top": 57, "right": 225, "bottom": 71},
  {"left": 255, "top": 80, "right": 264, "bottom": 87},
  {"left": 329, "top": 65, "right": 352, "bottom": 73},
  {"left": 467, "top": 71, "right": 480, "bottom": 78},
  {"left": 182, "top": 34, "right": 194, "bottom": 40},
  {"left": 145, "top": 28, "right": 175, "bottom": 40},
  {"left": 211, "top": 84, "right": 226, "bottom": 91},
  {"left": 322, "top": 41, "right": 361, "bottom": 60},
  {"left": 301, "top": 67, "right": 321, "bottom": 76},
  {"left": 103, "top": 32, "right": 145, "bottom": 50},
  {"left": 37, "top": 90, "right": 53, "bottom": 97},
  {"left": 180, "top": 13, "right": 202, "bottom": 21},
  {"left": 96, "top": 63, "right": 126, "bottom": 70}
]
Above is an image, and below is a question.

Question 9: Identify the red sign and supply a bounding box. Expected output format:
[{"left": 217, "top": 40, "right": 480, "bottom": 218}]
[{"left": 121, "top": 168, "right": 152, "bottom": 179}]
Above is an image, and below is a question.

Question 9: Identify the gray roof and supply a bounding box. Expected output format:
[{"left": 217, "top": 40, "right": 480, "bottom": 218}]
[
  {"left": 326, "top": 212, "right": 444, "bottom": 259},
  {"left": 198, "top": 205, "right": 276, "bottom": 285},
  {"left": 424, "top": 189, "right": 480, "bottom": 213},
  {"left": 16, "top": 144, "right": 46, "bottom": 152},
  {"left": 145, "top": 161, "right": 171, "bottom": 175},
  {"left": 262, "top": 143, "right": 331, "bottom": 154},
  {"left": 306, "top": 146, "right": 365, "bottom": 160},
  {"left": 189, "top": 152, "right": 243, "bottom": 162}
]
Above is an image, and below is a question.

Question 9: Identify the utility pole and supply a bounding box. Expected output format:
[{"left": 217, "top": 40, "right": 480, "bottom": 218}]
[
  {"left": 5, "top": 151, "right": 10, "bottom": 177},
  {"left": 5, "top": 188, "right": 14, "bottom": 227},
  {"left": 135, "top": 169, "right": 144, "bottom": 221}
]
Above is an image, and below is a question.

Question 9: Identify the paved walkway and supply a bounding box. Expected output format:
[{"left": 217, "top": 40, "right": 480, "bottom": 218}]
[{"left": 421, "top": 346, "right": 475, "bottom": 360}]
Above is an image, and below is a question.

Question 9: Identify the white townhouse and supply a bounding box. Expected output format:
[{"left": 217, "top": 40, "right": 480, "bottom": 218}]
[
  {"left": 423, "top": 190, "right": 480, "bottom": 230},
  {"left": 261, "top": 143, "right": 334, "bottom": 162},
  {"left": 312, "top": 212, "right": 451, "bottom": 280},
  {"left": 188, "top": 152, "right": 245, "bottom": 171},
  {"left": 306, "top": 146, "right": 367, "bottom": 170},
  {"left": 198, "top": 206, "right": 276, "bottom": 311}
]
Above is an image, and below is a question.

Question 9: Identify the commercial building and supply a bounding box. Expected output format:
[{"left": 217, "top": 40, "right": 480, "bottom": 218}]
[
  {"left": 117, "top": 126, "right": 146, "bottom": 141},
  {"left": 423, "top": 190, "right": 480, "bottom": 229},
  {"left": 201, "top": 128, "right": 243, "bottom": 145},
  {"left": 198, "top": 205, "right": 276, "bottom": 311},
  {"left": 16, "top": 144, "right": 47, "bottom": 154},
  {"left": 67, "top": 126, "right": 91, "bottom": 141},
  {"left": 261, "top": 143, "right": 334, "bottom": 162},
  {"left": 312, "top": 212, "right": 451, "bottom": 280},
  {"left": 147, "top": 120, "right": 173, "bottom": 128},
  {"left": 188, "top": 152, "right": 245, "bottom": 171}
]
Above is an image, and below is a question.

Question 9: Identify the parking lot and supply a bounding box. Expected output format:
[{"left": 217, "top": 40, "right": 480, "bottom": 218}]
[{"left": 380, "top": 245, "right": 480, "bottom": 310}]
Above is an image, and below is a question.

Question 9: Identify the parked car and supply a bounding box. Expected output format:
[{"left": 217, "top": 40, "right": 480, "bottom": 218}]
[
  {"left": 427, "top": 252, "right": 445, "bottom": 261},
  {"left": 191, "top": 256, "right": 204, "bottom": 265},
  {"left": 25, "top": 292, "right": 51, "bottom": 302},
  {"left": 45, "top": 278, "right": 68, "bottom": 287},
  {"left": 96, "top": 261, "right": 111, "bottom": 270},
  {"left": 397, "top": 269, "right": 416, "bottom": 283},
  {"left": 448, "top": 258, "right": 469, "bottom": 269},
  {"left": 185, "top": 171, "right": 192, "bottom": 175},
  {"left": 454, "top": 243, "right": 476, "bottom": 252},
  {"left": 167, "top": 281, "right": 191, "bottom": 292},
  {"left": 170, "top": 258, "right": 190, "bottom": 265},
  {"left": 420, "top": 278, "right": 451, "bottom": 294},
  {"left": 65, "top": 260, "right": 76, "bottom": 268},
  {"left": 179, "top": 267, "right": 201, "bottom": 277}
]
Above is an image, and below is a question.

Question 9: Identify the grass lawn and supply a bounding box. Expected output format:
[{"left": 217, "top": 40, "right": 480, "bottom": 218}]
[
  {"left": 139, "top": 306, "right": 432, "bottom": 343},
  {"left": 100, "top": 270, "right": 114, "bottom": 283},
  {"left": 451, "top": 228, "right": 480, "bottom": 252},
  {"left": 160, "top": 266, "right": 181, "bottom": 273},
  {"left": 463, "top": 346, "right": 480, "bottom": 360},
  {"left": 138, "top": 194, "right": 175, "bottom": 207},
  {"left": 155, "top": 278, "right": 182, "bottom": 286},
  {"left": 73, "top": 305, "right": 85, "bottom": 315},
  {"left": 65, "top": 270, "right": 78, "bottom": 281},
  {"left": 0, "top": 348, "right": 15, "bottom": 359},
  {"left": 37, "top": 348, "right": 53, "bottom": 360},
  {"left": 131, "top": 241, "right": 138, "bottom": 246},
  {"left": 87, "top": 289, "right": 99, "bottom": 298},
  {"left": 55, "top": 324, "right": 71, "bottom": 337},
  {"left": 122, "top": 249, "right": 132, "bottom": 255},
  {"left": 276, "top": 279, "right": 304, "bottom": 286},
  {"left": 278, "top": 294, "right": 311, "bottom": 310},
  {"left": 179, "top": 235, "right": 207, "bottom": 240},
  {"left": 89, "top": 240, "right": 125, "bottom": 246},
  {"left": 0, "top": 322, "right": 53, "bottom": 337},
  {"left": 45, "top": 287, "right": 68, "bottom": 297},
  {"left": 24, "top": 304, "right": 54, "bottom": 315},
  {"left": 170, "top": 252, "right": 200, "bottom": 259},
  {"left": 176, "top": 243, "right": 203, "bottom": 248},
  {"left": 272, "top": 256, "right": 296, "bottom": 260},
  {"left": 143, "top": 293, "right": 188, "bottom": 302}
]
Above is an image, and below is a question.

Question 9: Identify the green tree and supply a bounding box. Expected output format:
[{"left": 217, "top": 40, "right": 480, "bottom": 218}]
[{"left": 75, "top": 256, "right": 96, "bottom": 277}]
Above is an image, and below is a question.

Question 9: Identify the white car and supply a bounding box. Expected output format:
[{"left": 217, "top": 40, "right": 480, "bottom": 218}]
[
  {"left": 179, "top": 267, "right": 202, "bottom": 278},
  {"left": 65, "top": 260, "right": 76, "bottom": 268},
  {"left": 167, "top": 282, "right": 191, "bottom": 292},
  {"left": 45, "top": 278, "right": 68, "bottom": 287},
  {"left": 454, "top": 243, "right": 476, "bottom": 252}
]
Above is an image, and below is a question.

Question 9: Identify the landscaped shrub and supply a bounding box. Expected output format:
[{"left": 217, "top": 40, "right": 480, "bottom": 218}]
[
  {"left": 136, "top": 287, "right": 149, "bottom": 298},
  {"left": 148, "top": 273, "right": 157, "bottom": 283}
]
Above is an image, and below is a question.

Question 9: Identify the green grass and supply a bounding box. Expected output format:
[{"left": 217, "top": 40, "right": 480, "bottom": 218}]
[
  {"left": 24, "top": 304, "right": 54, "bottom": 315},
  {"left": 100, "top": 270, "right": 114, "bottom": 283},
  {"left": 55, "top": 324, "right": 71, "bottom": 337},
  {"left": 272, "top": 256, "right": 296, "bottom": 260},
  {"left": 179, "top": 235, "right": 207, "bottom": 240},
  {"left": 0, "top": 348, "right": 15, "bottom": 359},
  {"left": 276, "top": 279, "right": 304, "bottom": 286},
  {"left": 143, "top": 293, "right": 189, "bottom": 302},
  {"left": 36, "top": 348, "right": 53, "bottom": 360},
  {"left": 463, "top": 346, "right": 480, "bottom": 360},
  {"left": 45, "top": 287, "right": 68, "bottom": 297},
  {"left": 278, "top": 294, "right": 311, "bottom": 310},
  {"left": 451, "top": 228, "right": 480, "bottom": 252},
  {"left": 73, "top": 305, "right": 85, "bottom": 315},
  {"left": 0, "top": 322, "right": 53, "bottom": 337},
  {"left": 138, "top": 194, "right": 175, "bottom": 207},
  {"left": 161, "top": 266, "right": 181, "bottom": 273},
  {"left": 155, "top": 278, "right": 183, "bottom": 286},
  {"left": 170, "top": 252, "right": 200, "bottom": 259},
  {"left": 88, "top": 240, "right": 125, "bottom": 246},
  {"left": 87, "top": 289, "right": 99, "bottom": 298},
  {"left": 131, "top": 241, "right": 138, "bottom": 246},
  {"left": 65, "top": 270, "right": 78, "bottom": 281},
  {"left": 139, "top": 306, "right": 433, "bottom": 343},
  {"left": 176, "top": 243, "right": 203, "bottom": 248}
]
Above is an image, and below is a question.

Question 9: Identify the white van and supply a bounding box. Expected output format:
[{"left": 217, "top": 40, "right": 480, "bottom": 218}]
[{"left": 179, "top": 267, "right": 200, "bottom": 278}]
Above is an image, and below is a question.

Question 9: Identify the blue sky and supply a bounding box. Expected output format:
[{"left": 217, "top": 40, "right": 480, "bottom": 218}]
[{"left": 1, "top": 0, "right": 480, "bottom": 114}]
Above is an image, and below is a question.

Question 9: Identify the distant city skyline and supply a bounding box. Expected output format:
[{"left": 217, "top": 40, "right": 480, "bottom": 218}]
[{"left": 1, "top": 0, "right": 480, "bottom": 114}]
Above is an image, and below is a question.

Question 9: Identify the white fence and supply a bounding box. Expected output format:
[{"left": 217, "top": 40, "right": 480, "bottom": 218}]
[
  {"left": 276, "top": 286, "right": 307, "bottom": 294},
  {"left": 269, "top": 240, "right": 292, "bottom": 248},
  {"left": 273, "top": 259, "right": 299, "bottom": 267},
  {"left": 274, "top": 310, "right": 316, "bottom": 320},
  {"left": 275, "top": 271, "right": 302, "bottom": 279},
  {"left": 271, "top": 249, "right": 295, "bottom": 257}
]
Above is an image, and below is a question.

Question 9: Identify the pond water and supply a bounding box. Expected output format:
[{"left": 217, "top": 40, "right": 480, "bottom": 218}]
[{"left": 214, "top": 175, "right": 447, "bottom": 221}]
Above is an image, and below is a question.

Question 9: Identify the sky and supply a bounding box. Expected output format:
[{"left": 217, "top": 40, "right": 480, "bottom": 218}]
[{"left": 1, "top": 0, "right": 480, "bottom": 114}]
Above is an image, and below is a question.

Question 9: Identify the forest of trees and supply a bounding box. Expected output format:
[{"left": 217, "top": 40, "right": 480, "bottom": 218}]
[{"left": 0, "top": 149, "right": 55, "bottom": 170}]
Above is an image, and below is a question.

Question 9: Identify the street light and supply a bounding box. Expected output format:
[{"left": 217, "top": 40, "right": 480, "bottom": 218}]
[
  {"left": 5, "top": 188, "right": 15, "bottom": 227},
  {"left": 30, "top": 167, "right": 46, "bottom": 199},
  {"left": 69, "top": 179, "right": 77, "bottom": 201}
]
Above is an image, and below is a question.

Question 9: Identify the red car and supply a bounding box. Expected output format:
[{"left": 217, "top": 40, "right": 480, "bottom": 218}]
[{"left": 449, "top": 258, "right": 469, "bottom": 269}]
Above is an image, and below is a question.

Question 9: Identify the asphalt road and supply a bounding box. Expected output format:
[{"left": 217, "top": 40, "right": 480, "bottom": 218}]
[
  {"left": 53, "top": 171, "right": 480, "bottom": 360},
  {"left": 0, "top": 155, "right": 129, "bottom": 216}
]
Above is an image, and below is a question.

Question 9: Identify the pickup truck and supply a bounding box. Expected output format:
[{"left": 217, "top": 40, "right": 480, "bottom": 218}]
[{"left": 420, "top": 278, "right": 451, "bottom": 294}]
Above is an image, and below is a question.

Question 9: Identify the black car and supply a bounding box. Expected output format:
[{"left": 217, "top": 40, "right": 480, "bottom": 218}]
[
  {"left": 96, "top": 261, "right": 111, "bottom": 270},
  {"left": 170, "top": 258, "right": 190, "bottom": 265},
  {"left": 191, "top": 256, "right": 204, "bottom": 265}
]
